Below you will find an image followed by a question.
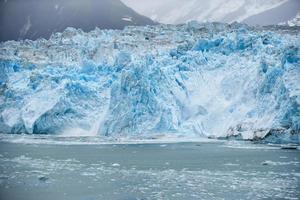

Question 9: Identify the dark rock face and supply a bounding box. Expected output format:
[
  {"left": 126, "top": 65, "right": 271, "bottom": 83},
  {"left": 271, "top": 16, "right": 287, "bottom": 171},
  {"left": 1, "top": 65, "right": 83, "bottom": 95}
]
[{"left": 0, "top": 0, "right": 156, "bottom": 42}]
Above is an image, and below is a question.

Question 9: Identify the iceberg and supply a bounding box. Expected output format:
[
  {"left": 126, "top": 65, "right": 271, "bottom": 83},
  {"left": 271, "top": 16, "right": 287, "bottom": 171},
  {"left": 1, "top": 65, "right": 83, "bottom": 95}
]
[{"left": 0, "top": 23, "right": 299, "bottom": 143}]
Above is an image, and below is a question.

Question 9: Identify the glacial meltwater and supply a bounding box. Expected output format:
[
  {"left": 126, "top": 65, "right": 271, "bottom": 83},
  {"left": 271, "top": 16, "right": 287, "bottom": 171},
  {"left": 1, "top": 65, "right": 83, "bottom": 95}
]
[{"left": 0, "top": 135, "right": 299, "bottom": 200}]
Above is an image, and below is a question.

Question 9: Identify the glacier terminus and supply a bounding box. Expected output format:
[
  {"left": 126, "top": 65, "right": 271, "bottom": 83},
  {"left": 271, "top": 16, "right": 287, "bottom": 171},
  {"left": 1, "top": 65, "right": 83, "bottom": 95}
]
[{"left": 0, "top": 22, "right": 299, "bottom": 144}]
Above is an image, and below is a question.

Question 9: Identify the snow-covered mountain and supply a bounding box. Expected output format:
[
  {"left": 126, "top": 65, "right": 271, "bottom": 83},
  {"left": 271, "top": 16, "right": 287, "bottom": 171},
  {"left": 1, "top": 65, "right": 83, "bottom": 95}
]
[
  {"left": 0, "top": 0, "right": 156, "bottom": 42},
  {"left": 0, "top": 22, "right": 299, "bottom": 143},
  {"left": 244, "top": 0, "right": 300, "bottom": 26},
  {"left": 122, "top": 0, "right": 299, "bottom": 25}
]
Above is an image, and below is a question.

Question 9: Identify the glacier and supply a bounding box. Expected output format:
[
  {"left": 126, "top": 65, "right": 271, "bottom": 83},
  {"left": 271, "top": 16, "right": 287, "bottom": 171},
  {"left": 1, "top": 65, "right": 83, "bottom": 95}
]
[{"left": 0, "top": 22, "right": 299, "bottom": 143}]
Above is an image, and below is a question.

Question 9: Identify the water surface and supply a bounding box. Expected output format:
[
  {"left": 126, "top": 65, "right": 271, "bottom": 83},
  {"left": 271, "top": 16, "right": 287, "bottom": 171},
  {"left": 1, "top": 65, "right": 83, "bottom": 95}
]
[{"left": 0, "top": 136, "right": 299, "bottom": 200}]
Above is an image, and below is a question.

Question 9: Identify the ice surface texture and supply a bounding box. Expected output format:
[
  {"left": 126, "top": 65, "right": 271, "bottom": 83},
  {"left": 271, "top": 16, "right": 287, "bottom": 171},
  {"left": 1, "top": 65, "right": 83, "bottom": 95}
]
[{"left": 0, "top": 23, "right": 299, "bottom": 142}]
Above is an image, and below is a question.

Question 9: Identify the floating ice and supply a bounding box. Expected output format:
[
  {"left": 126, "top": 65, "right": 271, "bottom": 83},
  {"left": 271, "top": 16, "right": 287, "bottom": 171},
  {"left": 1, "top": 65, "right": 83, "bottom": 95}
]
[
  {"left": 0, "top": 23, "right": 299, "bottom": 143},
  {"left": 112, "top": 163, "right": 120, "bottom": 167}
]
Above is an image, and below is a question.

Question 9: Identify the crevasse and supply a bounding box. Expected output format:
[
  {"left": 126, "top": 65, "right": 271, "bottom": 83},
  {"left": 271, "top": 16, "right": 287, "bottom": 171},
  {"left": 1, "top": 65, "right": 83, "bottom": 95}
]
[{"left": 0, "top": 22, "right": 299, "bottom": 143}]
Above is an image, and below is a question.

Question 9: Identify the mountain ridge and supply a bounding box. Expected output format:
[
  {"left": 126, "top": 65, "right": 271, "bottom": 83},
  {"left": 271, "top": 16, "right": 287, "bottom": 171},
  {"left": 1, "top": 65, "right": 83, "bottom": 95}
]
[
  {"left": 0, "top": 0, "right": 156, "bottom": 42},
  {"left": 122, "top": 0, "right": 299, "bottom": 26}
]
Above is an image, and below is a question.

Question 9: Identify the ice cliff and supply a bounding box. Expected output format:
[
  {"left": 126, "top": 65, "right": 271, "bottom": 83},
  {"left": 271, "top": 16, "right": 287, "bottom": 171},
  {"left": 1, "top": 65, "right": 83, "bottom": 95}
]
[{"left": 0, "top": 22, "right": 299, "bottom": 143}]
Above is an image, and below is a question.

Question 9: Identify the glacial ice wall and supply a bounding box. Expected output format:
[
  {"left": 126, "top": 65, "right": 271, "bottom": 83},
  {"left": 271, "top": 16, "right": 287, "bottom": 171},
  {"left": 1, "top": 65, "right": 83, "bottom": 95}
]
[{"left": 0, "top": 23, "right": 299, "bottom": 142}]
